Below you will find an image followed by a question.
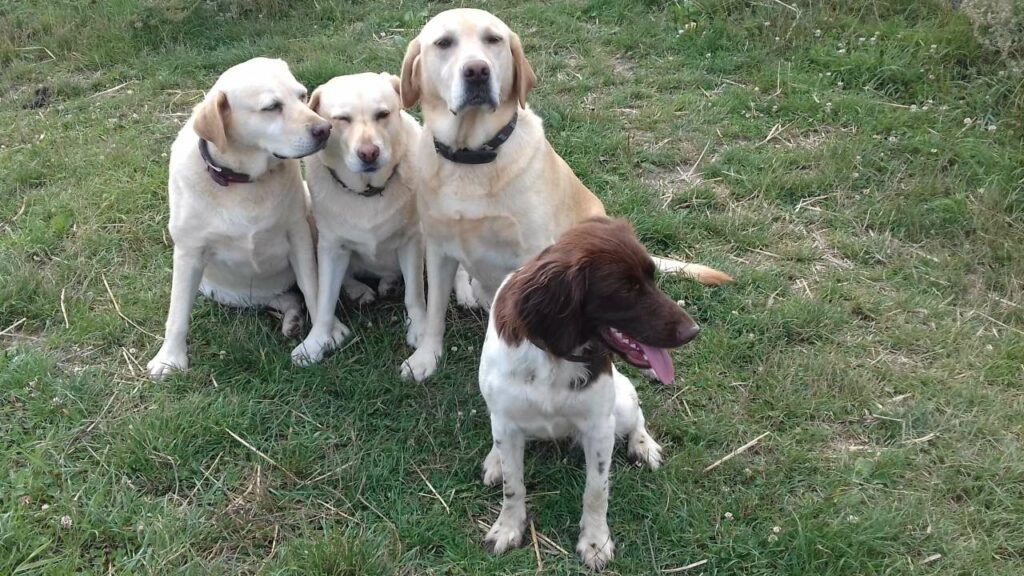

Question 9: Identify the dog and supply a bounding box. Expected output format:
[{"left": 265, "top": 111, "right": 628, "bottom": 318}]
[
  {"left": 147, "top": 57, "right": 340, "bottom": 377},
  {"left": 478, "top": 217, "right": 699, "bottom": 570},
  {"left": 398, "top": 8, "right": 731, "bottom": 382},
  {"left": 290, "top": 72, "right": 426, "bottom": 365}
]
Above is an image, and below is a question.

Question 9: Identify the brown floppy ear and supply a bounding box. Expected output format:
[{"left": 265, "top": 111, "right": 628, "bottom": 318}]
[
  {"left": 193, "top": 91, "right": 230, "bottom": 151},
  {"left": 509, "top": 31, "right": 536, "bottom": 107},
  {"left": 400, "top": 38, "right": 422, "bottom": 109},
  {"left": 307, "top": 86, "right": 323, "bottom": 115},
  {"left": 515, "top": 252, "right": 586, "bottom": 357}
]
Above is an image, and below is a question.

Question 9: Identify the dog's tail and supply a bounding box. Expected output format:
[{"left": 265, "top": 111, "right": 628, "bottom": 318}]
[{"left": 652, "top": 256, "right": 733, "bottom": 286}]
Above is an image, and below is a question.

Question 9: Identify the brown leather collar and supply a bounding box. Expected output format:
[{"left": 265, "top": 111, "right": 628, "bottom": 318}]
[{"left": 198, "top": 139, "right": 252, "bottom": 187}]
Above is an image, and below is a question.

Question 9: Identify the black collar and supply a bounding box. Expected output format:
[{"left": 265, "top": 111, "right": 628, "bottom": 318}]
[
  {"left": 565, "top": 342, "right": 612, "bottom": 390},
  {"left": 198, "top": 139, "right": 252, "bottom": 187},
  {"left": 326, "top": 165, "right": 397, "bottom": 197},
  {"left": 433, "top": 111, "right": 518, "bottom": 165}
]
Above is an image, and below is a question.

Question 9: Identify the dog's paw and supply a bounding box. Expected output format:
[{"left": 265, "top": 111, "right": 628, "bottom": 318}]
[
  {"left": 147, "top": 347, "right": 188, "bottom": 379},
  {"left": 405, "top": 316, "right": 425, "bottom": 348},
  {"left": 344, "top": 282, "right": 377, "bottom": 306},
  {"left": 280, "top": 308, "right": 305, "bottom": 338},
  {"left": 577, "top": 527, "right": 615, "bottom": 571},
  {"left": 628, "top": 431, "right": 663, "bottom": 471},
  {"left": 482, "top": 446, "right": 503, "bottom": 486},
  {"left": 330, "top": 318, "right": 351, "bottom": 343},
  {"left": 484, "top": 513, "right": 526, "bottom": 555},
  {"left": 291, "top": 322, "right": 351, "bottom": 366},
  {"left": 454, "top": 269, "right": 481, "bottom": 309},
  {"left": 377, "top": 275, "right": 401, "bottom": 297},
  {"left": 400, "top": 347, "right": 439, "bottom": 382}
]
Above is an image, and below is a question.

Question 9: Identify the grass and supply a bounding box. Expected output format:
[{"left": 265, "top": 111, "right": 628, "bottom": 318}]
[{"left": 2, "top": 0, "right": 1023, "bottom": 573}]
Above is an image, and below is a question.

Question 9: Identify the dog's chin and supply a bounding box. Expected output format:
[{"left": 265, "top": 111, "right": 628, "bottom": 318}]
[
  {"left": 272, "top": 139, "right": 329, "bottom": 160},
  {"left": 452, "top": 92, "right": 497, "bottom": 114}
]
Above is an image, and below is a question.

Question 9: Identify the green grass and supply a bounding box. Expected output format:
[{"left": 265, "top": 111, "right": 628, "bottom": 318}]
[{"left": 2, "top": 0, "right": 1023, "bottom": 573}]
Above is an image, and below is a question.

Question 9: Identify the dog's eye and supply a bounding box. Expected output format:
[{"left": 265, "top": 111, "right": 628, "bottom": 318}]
[
  {"left": 375, "top": 110, "right": 391, "bottom": 121},
  {"left": 298, "top": 92, "right": 308, "bottom": 102},
  {"left": 484, "top": 34, "right": 502, "bottom": 45},
  {"left": 334, "top": 115, "right": 351, "bottom": 123},
  {"left": 262, "top": 101, "right": 282, "bottom": 112},
  {"left": 434, "top": 36, "right": 454, "bottom": 49}
]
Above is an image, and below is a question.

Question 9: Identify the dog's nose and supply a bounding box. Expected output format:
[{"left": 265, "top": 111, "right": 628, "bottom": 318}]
[
  {"left": 311, "top": 122, "right": 331, "bottom": 143},
  {"left": 462, "top": 60, "right": 491, "bottom": 84},
  {"left": 678, "top": 323, "right": 700, "bottom": 345},
  {"left": 357, "top": 144, "right": 380, "bottom": 164}
]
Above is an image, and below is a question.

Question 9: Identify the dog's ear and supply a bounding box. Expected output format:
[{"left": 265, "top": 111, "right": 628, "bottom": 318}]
[
  {"left": 400, "top": 38, "right": 422, "bottom": 109},
  {"left": 382, "top": 73, "right": 402, "bottom": 101},
  {"left": 307, "top": 86, "right": 323, "bottom": 115},
  {"left": 193, "top": 90, "right": 230, "bottom": 151},
  {"left": 515, "top": 253, "right": 586, "bottom": 357},
  {"left": 509, "top": 31, "right": 536, "bottom": 107}
]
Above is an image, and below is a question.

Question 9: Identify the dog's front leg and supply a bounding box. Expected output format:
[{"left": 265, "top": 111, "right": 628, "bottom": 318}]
[
  {"left": 400, "top": 239, "right": 457, "bottom": 381},
  {"left": 291, "top": 236, "right": 352, "bottom": 366},
  {"left": 397, "top": 236, "right": 426, "bottom": 348},
  {"left": 484, "top": 420, "right": 527, "bottom": 554},
  {"left": 577, "top": 418, "right": 616, "bottom": 571},
  {"left": 147, "top": 246, "right": 205, "bottom": 378},
  {"left": 288, "top": 218, "right": 320, "bottom": 320}
]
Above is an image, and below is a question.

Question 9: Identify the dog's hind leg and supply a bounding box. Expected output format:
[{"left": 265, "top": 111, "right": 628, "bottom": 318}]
[
  {"left": 267, "top": 290, "right": 304, "bottom": 338},
  {"left": 454, "top": 265, "right": 481, "bottom": 308},
  {"left": 342, "top": 277, "right": 377, "bottom": 306}
]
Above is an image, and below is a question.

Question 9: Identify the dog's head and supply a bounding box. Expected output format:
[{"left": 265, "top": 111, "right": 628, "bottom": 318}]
[
  {"left": 400, "top": 8, "right": 536, "bottom": 114},
  {"left": 495, "top": 217, "right": 700, "bottom": 385},
  {"left": 193, "top": 57, "right": 330, "bottom": 159},
  {"left": 308, "top": 73, "right": 405, "bottom": 174}
]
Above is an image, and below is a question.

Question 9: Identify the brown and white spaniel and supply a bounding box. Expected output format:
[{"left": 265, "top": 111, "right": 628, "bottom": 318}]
[{"left": 478, "top": 217, "right": 706, "bottom": 571}]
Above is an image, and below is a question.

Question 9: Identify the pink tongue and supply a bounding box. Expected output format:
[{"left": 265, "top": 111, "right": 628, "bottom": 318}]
[{"left": 638, "top": 343, "right": 674, "bottom": 385}]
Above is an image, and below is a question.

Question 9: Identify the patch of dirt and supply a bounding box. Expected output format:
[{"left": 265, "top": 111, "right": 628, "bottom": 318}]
[{"left": 611, "top": 55, "right": 634, "bottom": 78}]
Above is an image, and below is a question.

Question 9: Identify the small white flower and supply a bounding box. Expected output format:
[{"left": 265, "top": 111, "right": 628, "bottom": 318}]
[
  {"left": 852, "top": 172, "right": 860, "bottom": 178},
  {"left": 60, "top": 515, "right": 73, "bottom": 529},
  {"left": 837, "top": 48, "right": 846, "bottom": 55},
  {"left": 450, "top": 346, "right": 458, "bottom": 352},
  {"left": 763, "top": 21, "right": 771, "bottom": 26},
  {"left": 768, "top": 534, "right": 778, "bottom": 542},
  {"left": 963, "top": 117, "right": 973, "bottom": 125},
  {"left": 724, "top": 512, "right": 734, "bottom": 520},
  {"left": 814, "top": 29, "right": 822, "bottom": 37},
  {"left": 41, "top": 504, "right": 50, "bottom": 511},
  {"left": 858, "top": 37, "right": 865, "bottom": 43},
  {"left": 987, "top": 125, "right": 997, "bottom": 132},
  {"left": 837, "top": 81, "right": 844, "bottom": 88},
  {"left": 930, "top": 148, "right": 938, "bottom": 153},
  {"left": 772, "top": 526, "right": 782, "bottom": 533},
  {"left": 910, "top": 104, "right": 918, "bottom": 112}
]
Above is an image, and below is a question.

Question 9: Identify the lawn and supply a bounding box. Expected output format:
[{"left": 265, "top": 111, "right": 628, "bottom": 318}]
[{"left": 2, "top": 0, "right": 1023, "bottom": 574}]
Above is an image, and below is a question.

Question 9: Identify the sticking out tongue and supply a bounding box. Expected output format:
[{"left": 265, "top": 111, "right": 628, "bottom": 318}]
[{"left": 639, "top": 343, "right": 674, "bottom": 385}]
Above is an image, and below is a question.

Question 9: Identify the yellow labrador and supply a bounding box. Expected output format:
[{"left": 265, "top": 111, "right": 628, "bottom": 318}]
[
  {"left": 148, "top": 57, "right": 341, "bottom": 377},
  {"left": 398, "top": 9, "right": 731, "bottom": 382},
  {"left": 291, "top": 73, "right": 426, "bottom": 366}
]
